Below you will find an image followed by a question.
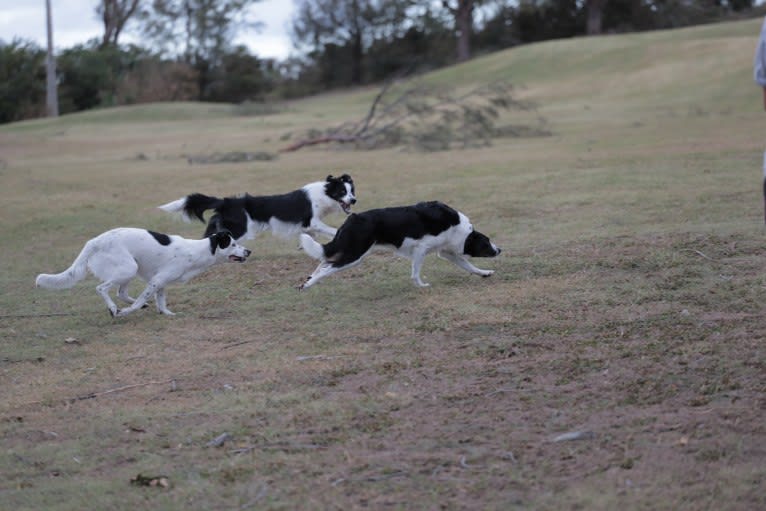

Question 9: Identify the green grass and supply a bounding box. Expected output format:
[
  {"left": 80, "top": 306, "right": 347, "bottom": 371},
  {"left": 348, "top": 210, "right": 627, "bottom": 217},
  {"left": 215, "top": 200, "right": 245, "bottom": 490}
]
[{"left": 1, "top": 18, "right": 766, "bottom": 510}]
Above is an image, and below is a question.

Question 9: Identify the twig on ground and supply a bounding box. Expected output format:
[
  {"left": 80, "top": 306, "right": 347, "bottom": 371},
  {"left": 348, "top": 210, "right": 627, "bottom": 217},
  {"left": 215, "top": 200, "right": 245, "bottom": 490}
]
[
  {"left": 230, "top": 442, "right": 327, "bottom": 455},
  {"left": 485, "top": 388, "right": 514, "bottom": 397},
  {"left": 22, "top": 379, "right": 177, "bottom": 407},
  {"left": 206, "top": 432, "right": 232, "bottom": 448},
  {"left": 680, "top": 248, "right": 721, "bottom": 263},
  {"left": 0, "top": 312, "right": 78, "bottom": 320},
  {"left": 222, "top": 340, "right": 256, "bottom": 350},
  {"left": 330, "top": 469, "right": 408, "bottom": 486},
  {"left": 552, "top": 430, "right": 596, "bottom": 442},
  {"left": 240, "top": 484, "right": 269, "bottom": 509},
  {"left": 295, "top": 355, "right": 347, "bottom": 361}
]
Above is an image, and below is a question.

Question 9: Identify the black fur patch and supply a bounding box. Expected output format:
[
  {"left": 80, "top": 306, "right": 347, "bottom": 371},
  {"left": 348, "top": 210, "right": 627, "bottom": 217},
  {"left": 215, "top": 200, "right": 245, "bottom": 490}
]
[
  {"left": 147, "top": 230, "right": 172, "bottom": 246},
  {"left": 183, "top": 193, "right": 225, "bottom": 223},
  {"left": 198, "top": 191, "right": 314, "bottom": 239},
  {"left": 325, "top": 174, "right": 354, "bottom": 203},
  {"left": 463, "top": 230, "right": 498, "bottom": 257},
  {"left": 208, "top": 231, "right": 232, "bottom": 254},
  {"left": 322, "top": 201, "right": 460, "bottom": 267}
]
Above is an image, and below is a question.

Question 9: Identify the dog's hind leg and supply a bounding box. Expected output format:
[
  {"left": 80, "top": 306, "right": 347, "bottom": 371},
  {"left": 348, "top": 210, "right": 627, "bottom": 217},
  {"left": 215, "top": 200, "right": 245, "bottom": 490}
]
[
  {"left": 90, "top": 252, "right": 140, "bottom": 314},
  {"left": 437, "top": 251, "right": 494, "bottom": 277},
  {"left": 154, "top": 288, "right": 175, "bottom": 315},
  {"left": 117, "top": 283, "right": 136, "bottom": 304},
  {"left": 410, "top": 250, "right": 431, "bottom": 288},
  {"left": 96, "top": 282, "right": 120, "bottom": 317},
  {"left": 299, "top": 262, "right": 342, "bottom": 290}
]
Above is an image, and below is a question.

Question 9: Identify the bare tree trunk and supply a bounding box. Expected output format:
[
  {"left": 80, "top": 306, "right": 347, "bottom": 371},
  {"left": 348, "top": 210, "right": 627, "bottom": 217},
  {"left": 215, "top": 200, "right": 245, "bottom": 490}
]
[
  {"left": 444, "top": 0, "right": 474, "bottom": 63},
  {"left": 99, "top": 0, "right": 141, "bottom": 48},
  {"left": 586, "top": 0, "right": 605, "bottom": 36},
  {"left": 456, "top": 0, "right": 473, "bottom": 62},
  {"left": 351, "top": 30, "right": 363, "bottom": 85},
  {"left": 350, "top": 0, "right": 363, "bottom": 85},
  {"left": 45, "top": 0, "right": 59, "bottom": 117}
]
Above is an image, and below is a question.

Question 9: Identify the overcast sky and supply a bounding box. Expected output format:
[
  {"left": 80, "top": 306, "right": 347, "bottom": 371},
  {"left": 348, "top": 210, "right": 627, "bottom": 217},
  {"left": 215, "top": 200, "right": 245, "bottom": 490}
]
[{"left": 0, "top": 0, "right": 295, "bottom": 60}]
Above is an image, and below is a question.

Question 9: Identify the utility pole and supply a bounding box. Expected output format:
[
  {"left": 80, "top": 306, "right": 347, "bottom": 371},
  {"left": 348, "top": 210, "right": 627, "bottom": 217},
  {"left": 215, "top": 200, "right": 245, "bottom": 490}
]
[{"left": 45, "top": 0, "right": 59, "bottom": 117}]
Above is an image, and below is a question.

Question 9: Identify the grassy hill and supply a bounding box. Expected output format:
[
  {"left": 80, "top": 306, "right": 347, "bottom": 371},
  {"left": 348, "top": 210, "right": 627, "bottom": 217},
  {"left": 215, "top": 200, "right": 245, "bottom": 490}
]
[{"left": 1, "top": 18, "right": 764, "bottom": 510}]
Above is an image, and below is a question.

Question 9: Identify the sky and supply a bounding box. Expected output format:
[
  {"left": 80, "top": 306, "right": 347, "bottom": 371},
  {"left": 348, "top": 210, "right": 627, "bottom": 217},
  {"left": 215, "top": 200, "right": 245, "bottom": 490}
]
[{"left": 0, "top": 0, "right": 296, "bottom": 60}]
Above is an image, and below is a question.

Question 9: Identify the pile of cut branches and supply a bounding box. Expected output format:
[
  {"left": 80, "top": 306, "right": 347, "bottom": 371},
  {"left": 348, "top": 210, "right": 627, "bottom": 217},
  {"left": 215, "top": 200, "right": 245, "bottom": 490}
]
[{"left": 280, "top": 79, "right": 549, "bottom": 153}]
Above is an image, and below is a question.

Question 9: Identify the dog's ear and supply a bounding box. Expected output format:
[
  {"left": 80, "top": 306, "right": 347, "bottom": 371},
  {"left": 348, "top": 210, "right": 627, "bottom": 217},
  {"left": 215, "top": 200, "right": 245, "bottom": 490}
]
[
  {"left": 209, "top": 231, "right": 232, "bottom": 254},
  {"left": 326, "top": 175, "right": 334, "bottom": 182},
  {"left": 216, "top": 232, "right": 232, "bottom": 249},
  {"left": 340, "top": 174, "right": 352, "bottom": 183}
]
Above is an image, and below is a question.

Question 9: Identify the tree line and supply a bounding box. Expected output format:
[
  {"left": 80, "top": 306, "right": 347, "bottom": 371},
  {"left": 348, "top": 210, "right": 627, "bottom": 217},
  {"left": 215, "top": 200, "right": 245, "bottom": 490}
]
[{"left": 0, "top": 0, "right": 761, "bottom": 124}]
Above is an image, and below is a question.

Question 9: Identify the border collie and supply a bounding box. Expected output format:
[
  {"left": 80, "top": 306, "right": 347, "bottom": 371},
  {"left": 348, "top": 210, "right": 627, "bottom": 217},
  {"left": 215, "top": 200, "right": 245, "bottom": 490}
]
[
  {"left": 158, "top": 174, "right": 356, "bottom": 241},
  {"left": 299, "top": 201, "right": 501, "bottom": 290},
  {"left": 35, "top": 228, "right": 250, "bottom": 317}
]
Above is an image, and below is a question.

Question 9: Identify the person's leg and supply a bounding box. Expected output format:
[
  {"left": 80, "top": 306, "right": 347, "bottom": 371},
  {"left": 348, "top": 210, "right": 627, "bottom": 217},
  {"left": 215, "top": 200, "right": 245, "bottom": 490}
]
[{"left": 762, "top": 150, "right": 766, "bottom": 224}]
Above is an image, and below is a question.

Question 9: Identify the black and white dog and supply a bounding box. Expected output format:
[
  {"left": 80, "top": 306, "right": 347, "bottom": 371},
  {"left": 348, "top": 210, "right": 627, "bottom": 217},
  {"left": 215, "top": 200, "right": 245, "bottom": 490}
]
[
  {"left": 299, "top": 201, "right": 501, "bottom": 290},
  {"left": 35, "top": 228, "right": 250, "bottom": 317},
  {"left": 158, "top": 174, "right": 356, "bottom": 241}
]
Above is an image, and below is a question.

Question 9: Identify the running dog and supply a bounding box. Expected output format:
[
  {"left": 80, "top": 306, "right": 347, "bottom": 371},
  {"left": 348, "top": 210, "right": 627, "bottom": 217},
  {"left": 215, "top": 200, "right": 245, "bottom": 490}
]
[
  {"left": 35, "top": 228, "right": 250, "bottom": 317},
  {"left": 299, "top": 201, "right": 501, "bottom": 289},
  {"left": 158, "top": 174, "right": 356, "bottom": 242}
]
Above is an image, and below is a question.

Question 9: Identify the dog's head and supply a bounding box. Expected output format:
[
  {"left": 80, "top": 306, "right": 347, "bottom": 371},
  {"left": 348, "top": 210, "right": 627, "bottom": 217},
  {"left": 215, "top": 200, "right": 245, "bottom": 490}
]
[
  {"left": 324, "top": 174, "right": 356, "bottom": 214},
  {"left": 463, "top": 229, "right": 501, "bottom": 258},
  {"left": 209, "top": 231, "right": 251, "bottom": 262}
]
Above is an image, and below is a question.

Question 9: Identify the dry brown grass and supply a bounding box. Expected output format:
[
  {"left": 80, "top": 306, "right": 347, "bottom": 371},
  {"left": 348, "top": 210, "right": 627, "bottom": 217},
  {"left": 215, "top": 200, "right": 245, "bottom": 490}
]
[{"left": 1, "top": 18, "right": 765, "bottom": 510}]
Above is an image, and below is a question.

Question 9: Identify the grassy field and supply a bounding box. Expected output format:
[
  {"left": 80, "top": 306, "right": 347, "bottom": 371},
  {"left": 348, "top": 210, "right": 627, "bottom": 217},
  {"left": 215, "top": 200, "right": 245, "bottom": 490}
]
[{"left": 1, "top": 18, "right": 765, "bottom": 510}]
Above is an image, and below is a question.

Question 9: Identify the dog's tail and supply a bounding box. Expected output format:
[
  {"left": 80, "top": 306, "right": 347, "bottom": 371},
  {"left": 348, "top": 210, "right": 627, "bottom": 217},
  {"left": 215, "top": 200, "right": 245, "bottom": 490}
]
[
  {"left": 300, "top": 234, "right": 326, "bottom": 261},
  {"left": 35, "top": 239, "right": 96, "bottom": 289},
  {"left": 158, "top": 193, "right": 224, "bottom": 223}
]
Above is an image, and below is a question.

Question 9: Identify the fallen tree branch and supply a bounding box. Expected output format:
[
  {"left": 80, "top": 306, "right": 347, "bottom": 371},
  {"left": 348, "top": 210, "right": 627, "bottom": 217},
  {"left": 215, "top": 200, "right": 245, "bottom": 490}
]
[
  {"left": 22, "top": 379, "right": 177, "bottom": 407},
  {"left": 0, "top": 312, "right": 78, "bottom": 320},
  {"left": 280, "top": 79, "right": 545, "bottom": 153},
  {"left": 230, "top": 442, "right": 327, "bottom": 455}
]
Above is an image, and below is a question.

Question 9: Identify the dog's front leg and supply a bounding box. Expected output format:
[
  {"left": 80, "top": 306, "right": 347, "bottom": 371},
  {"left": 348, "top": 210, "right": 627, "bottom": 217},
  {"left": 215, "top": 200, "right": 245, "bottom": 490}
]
[
  {"left": 411, "top": 251, "right": 430, "bottom": 287},
  {"left": 115, "top": 281, "right": 159, "bottom": 317},
  {"left": 438, "top": 251, "right": 494, "bottom": 277},
  {"left": 307, "top": 220, "right": 337, "bottom": 239}
]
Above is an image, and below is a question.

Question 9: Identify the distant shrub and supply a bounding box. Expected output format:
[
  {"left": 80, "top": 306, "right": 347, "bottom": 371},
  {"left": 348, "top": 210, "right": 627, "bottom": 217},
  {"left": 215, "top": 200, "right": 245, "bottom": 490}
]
[{"left": 0, "top": 39, "right": 46, "bottom": 123}]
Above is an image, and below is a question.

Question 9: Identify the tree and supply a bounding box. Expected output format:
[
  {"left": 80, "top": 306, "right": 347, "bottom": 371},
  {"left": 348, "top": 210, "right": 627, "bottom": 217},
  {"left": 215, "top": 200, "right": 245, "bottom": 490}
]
[
  {"left": 97, "top": 0, "right": 142, "bottom": 48},
  {"left": 139, "top": 0, "right": 261, "bottom": 99},
  {"left": 291, "top": 0, "right": 413, "bottom": 86},
  {"left": 441, "top": 0, "right": 476, "bottom": 62},
  {"left": 0, "top": 40, "right": 46, "bottom": 123},
  {"left": 585, "top": 0, "right": 606, "bottom": 35},
  {"left": 45, "top": 0, "right": 58, "bottom": 117},
  {"left": 57, "top": 43, "right": 136, "bottom": 112},
  {"left": 204, "top": 45, "right": 276, "bottom": 102}
]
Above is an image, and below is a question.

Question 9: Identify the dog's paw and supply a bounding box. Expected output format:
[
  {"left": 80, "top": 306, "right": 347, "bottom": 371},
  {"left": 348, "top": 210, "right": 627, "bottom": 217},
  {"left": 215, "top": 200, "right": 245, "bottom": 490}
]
[
  {"left": 479, "top": 270, "right": 495, "bottom": 278},
  {"left": 298, "top": 276, "right": 313, "bottom": 291},
  {"left": 108, "top": 307, "right": 117, "bottom": 317},
  {"left": 159, "top": 310, "right": 176, "bottom": 316}
]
